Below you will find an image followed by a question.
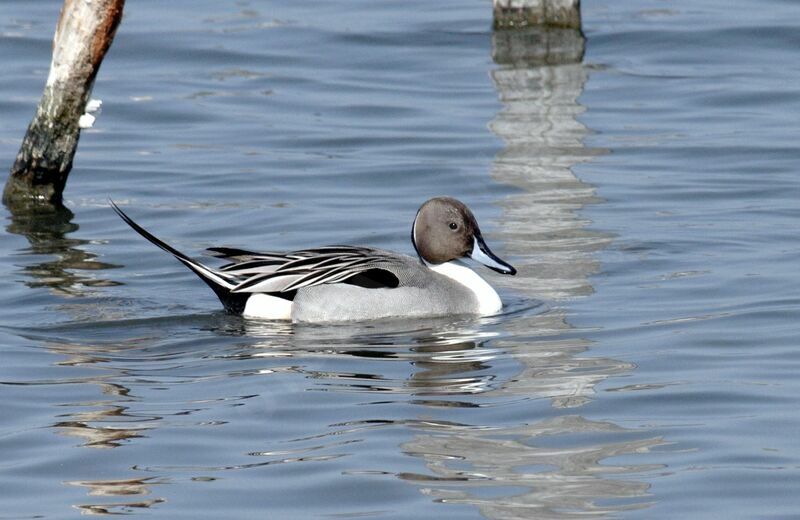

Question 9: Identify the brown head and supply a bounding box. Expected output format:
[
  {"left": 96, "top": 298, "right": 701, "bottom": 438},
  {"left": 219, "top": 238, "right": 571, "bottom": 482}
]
[{"left": 411, "top": 197, "right": 516, "bottom": 275}]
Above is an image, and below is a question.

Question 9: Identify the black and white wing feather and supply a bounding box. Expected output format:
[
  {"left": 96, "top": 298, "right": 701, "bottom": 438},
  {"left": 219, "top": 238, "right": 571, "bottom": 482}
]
[{"left": 208, "top": 246, "right": 402, "bottom": 294}]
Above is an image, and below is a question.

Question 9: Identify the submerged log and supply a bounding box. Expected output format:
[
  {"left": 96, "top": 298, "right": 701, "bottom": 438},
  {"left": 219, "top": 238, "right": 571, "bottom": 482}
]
[
  {"left": 3, "top": 0, "right": 124, "bottom": 207},
  {"left": 493, "top": 0, "right": 581, "bottom": 30}
]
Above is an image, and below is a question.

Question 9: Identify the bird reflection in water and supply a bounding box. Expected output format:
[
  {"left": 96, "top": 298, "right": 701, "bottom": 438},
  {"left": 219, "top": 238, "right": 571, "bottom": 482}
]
[
  {"left": 242, "top": 308, "right": 660, "bottom": 517},
  {"left": 243, "top": 315, "right": 506, "bottom": 399}
]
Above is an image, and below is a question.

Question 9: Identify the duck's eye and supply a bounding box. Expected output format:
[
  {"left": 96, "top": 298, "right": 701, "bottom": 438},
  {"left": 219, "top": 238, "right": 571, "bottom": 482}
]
[{"left": 449, "top": 222, "right": 458, "bottom": 230}]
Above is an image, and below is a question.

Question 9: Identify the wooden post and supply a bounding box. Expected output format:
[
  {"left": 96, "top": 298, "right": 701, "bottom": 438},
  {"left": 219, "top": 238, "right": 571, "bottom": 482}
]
[
  {"left": 492, "top": 26, "right": 584, "bottom": 66},
  {"left": 3, "top": 0, "right": 124, "bottom": 208},
  {"left": 493, "top": 0, "right": 581, "bottom": 30}
]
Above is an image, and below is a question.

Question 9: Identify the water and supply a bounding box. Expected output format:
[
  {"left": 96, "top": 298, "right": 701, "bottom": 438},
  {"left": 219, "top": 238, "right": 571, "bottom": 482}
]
[{"left": 1, "top": 0, "right": 799, "bottom": 518}]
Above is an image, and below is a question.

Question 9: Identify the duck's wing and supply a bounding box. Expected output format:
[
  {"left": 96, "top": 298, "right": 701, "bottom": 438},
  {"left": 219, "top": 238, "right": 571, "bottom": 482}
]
[{"left": 215, "top": 246, "right": 404, "bottom": 294}]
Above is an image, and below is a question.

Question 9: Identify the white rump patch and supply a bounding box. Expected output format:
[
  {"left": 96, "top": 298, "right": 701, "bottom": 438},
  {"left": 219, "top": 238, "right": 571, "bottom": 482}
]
[
  {"left": 429, "top": 261, "right": 502, "bottom": 315},
  {"left": 243, "top": 293, "right": 293, "bottom": 320}
]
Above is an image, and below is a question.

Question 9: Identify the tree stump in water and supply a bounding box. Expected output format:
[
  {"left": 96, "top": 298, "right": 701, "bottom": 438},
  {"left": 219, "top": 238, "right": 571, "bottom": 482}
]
[
  {"left": 3, "top": 0, "right": 124, "bottom": 208},
  {"left": 493, "top": 0, "right": 581, "bottom": 30}
]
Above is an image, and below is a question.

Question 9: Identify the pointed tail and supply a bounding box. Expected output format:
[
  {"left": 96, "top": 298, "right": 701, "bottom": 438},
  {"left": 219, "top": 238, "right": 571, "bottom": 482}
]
[{"left": 110, "top": 200, "right": 248, "bottom": 313}]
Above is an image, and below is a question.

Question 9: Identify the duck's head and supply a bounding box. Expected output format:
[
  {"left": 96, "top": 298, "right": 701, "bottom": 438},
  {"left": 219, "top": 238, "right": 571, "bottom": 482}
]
[{"left": 411, "top": 197, "right": 516, "bottom": 275}]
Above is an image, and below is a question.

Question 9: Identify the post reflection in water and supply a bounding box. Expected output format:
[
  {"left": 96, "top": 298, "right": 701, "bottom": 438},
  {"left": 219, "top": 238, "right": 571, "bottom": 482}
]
[
  {"left": 400, "top": 417, "right": 661, "bottom": 518},
  {"left": 5, "top": 204, "right": 121, "bottom": 297},
  {"left": 490, "top": 27, "right": 609, "bottom": 300},
  {"left": 65, "top": 477, "right": 166, "bottom": 516},
  {"left": 34, "top": 336, "right": 167, "bottom": 513},
  {"left": 376, "top": 27, "right": 662, "bottom": 517}
]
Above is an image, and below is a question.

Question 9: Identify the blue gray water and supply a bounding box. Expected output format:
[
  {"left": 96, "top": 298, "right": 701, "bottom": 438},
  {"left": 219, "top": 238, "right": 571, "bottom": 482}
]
[{"left": 1, "top": 0, "right": 799, "bottom": 517}]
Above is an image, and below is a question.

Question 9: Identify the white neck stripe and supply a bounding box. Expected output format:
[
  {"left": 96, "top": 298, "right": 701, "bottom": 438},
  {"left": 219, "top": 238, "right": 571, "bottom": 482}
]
[{"left": 429, "top": 261, "right": 502, "bottom": 315}]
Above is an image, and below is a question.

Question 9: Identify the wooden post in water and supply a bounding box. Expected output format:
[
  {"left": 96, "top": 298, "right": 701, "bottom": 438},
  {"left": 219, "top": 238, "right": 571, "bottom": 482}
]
[
  {"left": 3, "top": 0, "right": 125, "bottom": 207},
  {"left": 493, "top": 0, "right": 581, "bottom": 30}
]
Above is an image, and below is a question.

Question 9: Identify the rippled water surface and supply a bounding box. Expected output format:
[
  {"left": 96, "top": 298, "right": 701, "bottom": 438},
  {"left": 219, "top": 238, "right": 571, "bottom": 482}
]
[{"left": 2, "top": 0, "right": 799, "bottom": 518}]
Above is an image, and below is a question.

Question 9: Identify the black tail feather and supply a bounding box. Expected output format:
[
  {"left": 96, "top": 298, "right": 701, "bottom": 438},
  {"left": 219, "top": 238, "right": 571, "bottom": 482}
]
[
  {"left": 110, "top": 200, "right": 194, "bottom": 264},
  {"left": 110, "top": 200, "right": 249, "bottom": 313}
]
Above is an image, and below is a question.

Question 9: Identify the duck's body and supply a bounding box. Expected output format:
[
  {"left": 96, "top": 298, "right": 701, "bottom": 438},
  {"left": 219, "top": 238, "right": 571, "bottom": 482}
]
[
  {"left": 244, "top": 251, "right": 502, "bottom": 322},
  {"left": 111, "top": 197, "right": 515, "bottom": 323}
]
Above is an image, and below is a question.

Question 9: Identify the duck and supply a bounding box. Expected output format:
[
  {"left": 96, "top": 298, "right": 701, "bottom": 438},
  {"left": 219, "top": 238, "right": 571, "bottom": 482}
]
[{"left": 110, "top": 197, "right": 516, "bottom": 322}]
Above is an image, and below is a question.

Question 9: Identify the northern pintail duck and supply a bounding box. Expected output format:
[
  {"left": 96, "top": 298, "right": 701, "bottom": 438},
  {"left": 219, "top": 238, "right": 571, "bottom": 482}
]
[{"left": 111, "top": 197, "right": 516, "bottom": 322}]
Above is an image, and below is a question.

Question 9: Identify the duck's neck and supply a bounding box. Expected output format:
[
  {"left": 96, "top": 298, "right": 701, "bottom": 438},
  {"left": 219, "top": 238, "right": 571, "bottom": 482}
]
[{"left": 428, "top": 261, "right": 502, "bottom": 315}]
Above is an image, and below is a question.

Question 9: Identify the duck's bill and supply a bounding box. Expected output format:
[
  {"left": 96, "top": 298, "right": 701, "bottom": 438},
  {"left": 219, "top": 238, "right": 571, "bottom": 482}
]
[{"left": 471, "top": 235, "right": 517, "bottom": 275}]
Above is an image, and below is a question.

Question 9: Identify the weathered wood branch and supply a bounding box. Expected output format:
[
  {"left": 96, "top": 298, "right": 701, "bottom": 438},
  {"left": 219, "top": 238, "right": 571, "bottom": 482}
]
[
  {"left": 4, "top": 0, "right": 124, "bottom": 207},
  {"left": 493, "top": 0, "right": 581, "bottom": 30}
]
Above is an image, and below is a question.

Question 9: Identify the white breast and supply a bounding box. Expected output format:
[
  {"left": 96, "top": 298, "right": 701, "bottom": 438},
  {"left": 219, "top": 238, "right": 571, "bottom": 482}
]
[{"left": 429, "top": 261, "right": 503, "bottom": 315}]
